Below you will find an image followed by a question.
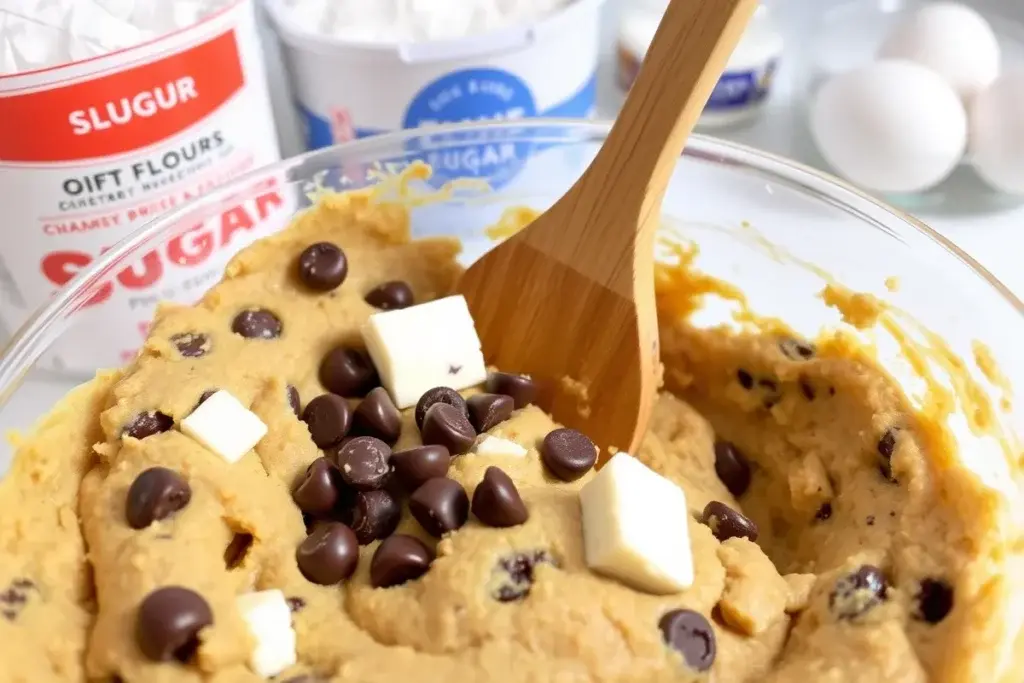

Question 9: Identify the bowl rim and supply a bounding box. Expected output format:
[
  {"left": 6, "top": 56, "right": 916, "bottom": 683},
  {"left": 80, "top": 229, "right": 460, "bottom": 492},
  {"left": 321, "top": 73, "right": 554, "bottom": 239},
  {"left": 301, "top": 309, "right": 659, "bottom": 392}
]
[{"left": 1, "top": 118, "right": 1021, "bottom": 403}]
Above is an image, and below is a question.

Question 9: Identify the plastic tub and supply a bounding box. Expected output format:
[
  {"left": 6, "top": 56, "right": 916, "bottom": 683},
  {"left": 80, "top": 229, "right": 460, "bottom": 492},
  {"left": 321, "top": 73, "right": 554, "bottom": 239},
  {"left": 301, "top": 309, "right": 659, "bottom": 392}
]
[
  {"left": 262, "top": 0, "right": 602, "bottom": 151},
  {"left": 0, "top": 0, "right": 282, "bottom": 373},
  {"left": 1, "top": 121, "right": 1022, "bottom": 678}
]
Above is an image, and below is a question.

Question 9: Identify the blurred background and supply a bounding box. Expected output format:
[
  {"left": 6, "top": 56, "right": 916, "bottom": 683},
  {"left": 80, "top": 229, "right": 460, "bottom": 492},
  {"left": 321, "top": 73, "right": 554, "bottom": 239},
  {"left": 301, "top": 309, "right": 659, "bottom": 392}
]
[
  {"left": 264, "top": 0, "right": 1024, "bottom": 301},
  {"left": 3, "top": 0, "right": 1024, "bottom": 321},
  {"left": 2, "top": 0, "right": 1024, "bottom": 458},
  {"left": 3, "top": 0, "right": 1023, "bottom": 299}
]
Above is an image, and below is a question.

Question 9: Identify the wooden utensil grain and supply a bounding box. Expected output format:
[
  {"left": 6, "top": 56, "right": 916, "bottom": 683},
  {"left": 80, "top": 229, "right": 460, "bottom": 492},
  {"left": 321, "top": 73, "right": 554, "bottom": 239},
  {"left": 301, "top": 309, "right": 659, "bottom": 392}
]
[{"left": 459, "top": 0, "right": 760, "bottom": 456}]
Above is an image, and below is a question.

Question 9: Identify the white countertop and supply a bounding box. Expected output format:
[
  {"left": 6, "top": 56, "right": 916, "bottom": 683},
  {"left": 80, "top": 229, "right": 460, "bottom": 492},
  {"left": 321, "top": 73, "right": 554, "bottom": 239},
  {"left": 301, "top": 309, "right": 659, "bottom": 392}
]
[{"left": 3, "top": 0, "right": 1023, "bottom": 469}]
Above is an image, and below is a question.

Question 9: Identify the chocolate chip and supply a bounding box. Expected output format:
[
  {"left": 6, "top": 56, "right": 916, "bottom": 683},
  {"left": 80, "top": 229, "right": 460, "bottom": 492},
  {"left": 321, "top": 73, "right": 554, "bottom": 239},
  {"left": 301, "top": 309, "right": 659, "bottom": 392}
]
[
  {"left": 223, "top": 532, "right": 253, "bottom": 569},
  {"left": 370, "top": 534, "right": 434, "bottom": 588},
  {"left": 391, "top": 445, "right": 451, "bottom": 491},
  {"left": 409, "top": 477, "right": 469, "bottom": 537},
  {"left": 878, "top": 428, "right": 899, "bottom": 482},
  {"left": 286, "top": 596, "right": 306, "bottom": 613},
  {"left": 232, "top": 309, "right": 281, "bottom": 339},
  {"left": 915, "top": 578, "right": 954, "bottom": 624},
  {"left": 123, "top": 411, "right": 174, "bottom": 440},
  {"left": 540, "top": 428, "right": 597, "bottom": 481},
  {"left": 297, "top": 242, "right": 348, "bottom": 291},
  {"left": 659, "top": 609, "right": 716, "bottom": 672},
  {"left": 0, "top": 591, "right": 24, "bottom": 607},
  {"left": 302, "top": 394, "right": 352, "bottom": 449},
  {"left": 421, "top": 403, "right": 477, "bottom": 455},
  {"left": 779, "top": 338, "right": 815, "bottom": 360},
  {"left": 701, "top": 501, "right": 757, "bottom": 542},
  {"left": 352, "top": 387, "right": 402, "bottom": 445},
  {"left": 759, "top": 378, "right": 782, "bottom": 410},
  {"left": 800, "top": 378, "right": 816, "bottom": 400},
  {"left": 335, "top": 436, "right": 391, "bottom": 491},
  {"left": 493, "top": 550, "right": 555, "bottom": 602},
  {"left": 830, "top": 565, "right": 888, "bottom": 619},
  {"left": 736, "top": 369, "right": 753, "bottom": 389},
  {"left": 415, "top": 386, "right": 469, "bottom": 430},
  {"left": 135, "top": 587, "right": 213, "bottom": 662},
  {"left": 472, "top": 467, "right": 528, "bottom": 528},
  {"left": 877, "top": 429, "right": 897, "bottom": 458},
  {"left": 351, "top": 490, "right": 401, "bottom": 544},
  {"left": 484, "top": 372, "right": 536, "bottom": 409},
  {"left": 0, "top": 588, "right": 26, "bottom": 607},
  {"left": 815, "top": 502, "right": 833, "bottom": 522},
  {"left": 866, "top": 515, "right": 875, "bottom": 526},
  {"left": 293, "top": 458, "right": 343, "bottom": 516},
  {"left": 320, "top": 347, "right": 378, "bottom": 397},
  {"left": 171, "top": 332, "right": 209, "bottom": 358},
  {"left": 713, "top": 440, "right": 751, "bottom": 497},
  {"left": 296, "top": 522, "right": 359, "bottom": 585},
  {"left": 287, "top": 385, "right": 302, "bottom": 417},
  {"left": 466, "top": 393, "right": 514, "bottom": 433},
  {"left": 0, "top": 579, "right": 35, "bottom": 621},
  {"left": 364, "top": 281, "right": 414, "bottom": 310},
  {"left": 125, "top": 467, "right": 191, "bottom": 530}
]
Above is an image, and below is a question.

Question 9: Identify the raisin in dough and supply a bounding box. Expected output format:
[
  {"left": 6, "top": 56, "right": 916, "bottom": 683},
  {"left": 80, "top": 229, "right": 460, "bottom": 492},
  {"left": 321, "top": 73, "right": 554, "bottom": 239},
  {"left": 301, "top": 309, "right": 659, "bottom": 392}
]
[{"left": 0, "top": 185, "right": 1019, "bottom": 683}]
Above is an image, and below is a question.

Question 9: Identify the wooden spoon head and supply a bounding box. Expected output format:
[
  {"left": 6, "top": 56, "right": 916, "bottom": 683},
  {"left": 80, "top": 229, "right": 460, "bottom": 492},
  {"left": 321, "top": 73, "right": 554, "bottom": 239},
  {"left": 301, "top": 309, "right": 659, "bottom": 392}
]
[{"left": 459, "top": 218, "right": 659, "bottom": 458}]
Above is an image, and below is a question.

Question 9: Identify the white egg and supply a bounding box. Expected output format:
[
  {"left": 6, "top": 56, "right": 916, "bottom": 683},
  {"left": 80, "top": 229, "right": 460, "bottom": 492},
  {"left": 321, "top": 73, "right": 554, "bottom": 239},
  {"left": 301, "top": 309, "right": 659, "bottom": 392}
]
[
  {"left": 969, "top": 70, "right": 1024, "bottom": 195},
  {"left": 879, "top": 2, "right": 1000, "bottom": 99},
  {"left": 810, "top": 60, "right": 967, "bottom": 194}
]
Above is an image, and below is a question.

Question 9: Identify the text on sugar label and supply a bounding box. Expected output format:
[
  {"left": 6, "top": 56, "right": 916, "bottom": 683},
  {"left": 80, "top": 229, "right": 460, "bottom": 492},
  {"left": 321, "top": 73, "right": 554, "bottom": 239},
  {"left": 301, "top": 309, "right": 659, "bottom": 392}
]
[
  {"left": 69, "top": 77, "right": 199, "bottom": 136},
  {"left": 0, "top": 30, "right": 243, "bottom": 163},
  {"left": 41, "top": 189, "right": 285, "bottom": 307}
]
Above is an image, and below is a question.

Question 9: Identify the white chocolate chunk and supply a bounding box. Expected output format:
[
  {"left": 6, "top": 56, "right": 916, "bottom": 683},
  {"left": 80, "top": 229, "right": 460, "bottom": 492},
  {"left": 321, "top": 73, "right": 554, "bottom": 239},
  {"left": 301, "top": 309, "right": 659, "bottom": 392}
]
[
  {"left": 578, "top": 453, "right": 693, "bottom": 594},
  {"left": 361, "top": 295, "right": 488, "bottom": 409},
  {"left": 180, "top": 390, "right": 267, "bottom": 463},
  {"left": 474, "top": 434, "right": 528, "bottom": 458},
  {"left": 236, "top": 589, "right": 297, "bottom": 678}
]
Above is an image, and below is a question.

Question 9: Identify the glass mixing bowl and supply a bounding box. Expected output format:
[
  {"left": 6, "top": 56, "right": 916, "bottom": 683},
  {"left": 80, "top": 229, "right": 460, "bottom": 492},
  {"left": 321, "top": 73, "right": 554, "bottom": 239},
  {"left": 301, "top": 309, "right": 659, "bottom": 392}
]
[{"left": 1, "top": 120, "right": 1022, "bottom": 509}]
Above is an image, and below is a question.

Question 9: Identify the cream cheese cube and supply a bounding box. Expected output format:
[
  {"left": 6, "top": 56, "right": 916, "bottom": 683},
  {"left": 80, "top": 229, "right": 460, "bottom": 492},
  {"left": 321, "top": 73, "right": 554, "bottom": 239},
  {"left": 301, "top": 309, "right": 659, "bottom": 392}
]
[
  {"left": 361, "top": 295, "right": 488, "bottom": 409},
  {"left": 474, "top": 434, "right": 528, "bottom": 458},
  {"left": 180, "top": 390, "right": 267, "bottom": 463},
  {"left": 579, "top": 453, "right": 694, "bottom": 594},
  {"left": 236, "top": 589, "right": 296, "bottom": 678}
]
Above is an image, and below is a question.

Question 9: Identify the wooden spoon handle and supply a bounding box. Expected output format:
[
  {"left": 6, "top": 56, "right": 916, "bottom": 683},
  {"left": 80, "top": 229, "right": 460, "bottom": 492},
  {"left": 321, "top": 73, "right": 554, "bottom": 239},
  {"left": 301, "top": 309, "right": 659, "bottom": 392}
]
[{"left": 577, "top": 0, "right": 760, "bottom": 251}]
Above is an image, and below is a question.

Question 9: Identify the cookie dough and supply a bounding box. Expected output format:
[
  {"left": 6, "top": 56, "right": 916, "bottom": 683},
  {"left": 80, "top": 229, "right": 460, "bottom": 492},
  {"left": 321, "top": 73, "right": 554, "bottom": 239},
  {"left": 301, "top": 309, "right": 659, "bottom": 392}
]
[{"left": 0, "top": 183, "right": 1017, "bottom": 683}]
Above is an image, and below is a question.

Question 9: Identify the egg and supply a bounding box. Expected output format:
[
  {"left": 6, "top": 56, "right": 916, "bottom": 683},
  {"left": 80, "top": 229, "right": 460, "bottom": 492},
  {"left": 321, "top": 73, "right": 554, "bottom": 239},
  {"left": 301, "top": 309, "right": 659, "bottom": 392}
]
[
  {"left": 810, "top": 60, "right": 967, "bottom": 194},
  {"left": 969, "top": 70, "right": 1024, "bottom": 195},
  {"left": 878, "top": 2, "right": 1001, "bottom": 99}
]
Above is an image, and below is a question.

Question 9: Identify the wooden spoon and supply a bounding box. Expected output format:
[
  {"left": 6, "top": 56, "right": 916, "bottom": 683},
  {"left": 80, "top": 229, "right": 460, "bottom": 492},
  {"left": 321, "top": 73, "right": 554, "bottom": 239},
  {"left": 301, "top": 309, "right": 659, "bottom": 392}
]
[{"left": 459, "top": 0, "right": 760, "bottom": 456}]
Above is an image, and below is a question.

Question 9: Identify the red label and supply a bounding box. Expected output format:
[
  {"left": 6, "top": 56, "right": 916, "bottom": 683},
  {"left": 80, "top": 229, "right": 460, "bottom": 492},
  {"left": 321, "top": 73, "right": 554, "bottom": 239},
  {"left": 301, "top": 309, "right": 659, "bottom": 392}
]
[{"left": 0, "top": 30, "right": 245, "bottom": 163}]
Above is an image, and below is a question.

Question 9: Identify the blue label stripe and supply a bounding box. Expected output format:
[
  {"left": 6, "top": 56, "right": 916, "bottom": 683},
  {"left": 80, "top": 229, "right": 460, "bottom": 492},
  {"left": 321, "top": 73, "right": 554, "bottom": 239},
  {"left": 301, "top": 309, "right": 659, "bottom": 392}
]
[
  {"left": 299, "top": 71, "right": 597, "bottom": 151},
  {"left": 705, "top": 60, "right": 778, "bottom": 110},
  {"left": 297, "top": 70, "right": 598, "bottom": 191}
]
